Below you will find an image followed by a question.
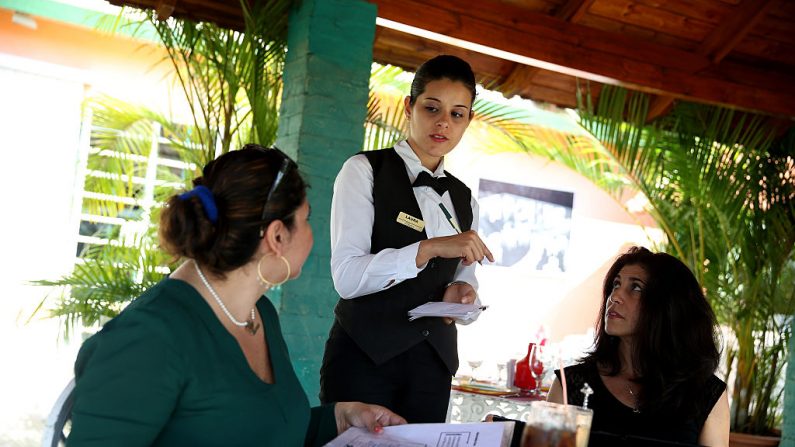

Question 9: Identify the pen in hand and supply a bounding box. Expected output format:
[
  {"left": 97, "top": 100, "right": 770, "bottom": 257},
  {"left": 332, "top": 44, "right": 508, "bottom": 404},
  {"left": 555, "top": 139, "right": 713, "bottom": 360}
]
[
  {"left": 438, "top": 203, "right": 481, "bottom": 265},
  {"left": 438, "top": 202, "right": 462, "bottom": 234}
]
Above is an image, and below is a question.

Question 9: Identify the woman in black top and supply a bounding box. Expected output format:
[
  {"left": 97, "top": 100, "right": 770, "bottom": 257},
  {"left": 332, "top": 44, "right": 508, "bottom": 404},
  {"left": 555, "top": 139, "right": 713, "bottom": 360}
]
[{"left": 548, "top": 247, "right": 729, "bottom": 446}]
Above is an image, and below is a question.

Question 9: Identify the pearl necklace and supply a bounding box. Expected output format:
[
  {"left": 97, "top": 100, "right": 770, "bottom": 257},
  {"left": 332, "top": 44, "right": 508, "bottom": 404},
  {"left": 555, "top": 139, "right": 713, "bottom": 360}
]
[{"left": 194, "top": 261, "right": 260, "bottom": 335}]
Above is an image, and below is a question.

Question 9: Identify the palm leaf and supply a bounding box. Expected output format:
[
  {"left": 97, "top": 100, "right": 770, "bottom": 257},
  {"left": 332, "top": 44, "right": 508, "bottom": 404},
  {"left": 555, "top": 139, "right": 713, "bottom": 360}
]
[
  {"left": 32, "top": 234, "right": 176, "bottom": 340},
  {"left": 33, "top": 0, "right": 293, "bottom": 341},
  {"left": 143, "top": 0, "right": 293, "bottom": 159}
]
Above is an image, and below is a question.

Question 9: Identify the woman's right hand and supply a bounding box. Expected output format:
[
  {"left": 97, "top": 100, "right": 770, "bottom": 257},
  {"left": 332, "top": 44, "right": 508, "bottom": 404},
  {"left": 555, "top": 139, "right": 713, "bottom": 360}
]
[
  {"left": 417, "top": 230, "right": 494, "bottom": 267},
  {"left": 334, "top": 402, "right": 407, "bottom": 434}
]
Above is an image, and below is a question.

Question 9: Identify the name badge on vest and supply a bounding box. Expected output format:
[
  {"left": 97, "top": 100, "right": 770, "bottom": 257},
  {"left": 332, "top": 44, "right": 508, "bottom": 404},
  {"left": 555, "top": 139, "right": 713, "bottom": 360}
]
[{"left": 396, "top": 212, "right": 425, "bottom": 232}]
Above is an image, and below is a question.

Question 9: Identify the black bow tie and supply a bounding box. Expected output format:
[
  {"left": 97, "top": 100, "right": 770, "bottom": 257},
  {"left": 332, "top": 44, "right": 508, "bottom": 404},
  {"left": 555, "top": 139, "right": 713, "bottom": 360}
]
[{"left": 413, "top": 171, "right": 449, "bottom": 196}]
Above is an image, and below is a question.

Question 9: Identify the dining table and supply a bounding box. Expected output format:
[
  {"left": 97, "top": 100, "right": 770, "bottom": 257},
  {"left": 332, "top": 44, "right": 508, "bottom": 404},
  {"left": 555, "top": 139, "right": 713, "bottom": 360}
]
[{"left": 446, "top": 380, "right": 547, "bottom": 423}]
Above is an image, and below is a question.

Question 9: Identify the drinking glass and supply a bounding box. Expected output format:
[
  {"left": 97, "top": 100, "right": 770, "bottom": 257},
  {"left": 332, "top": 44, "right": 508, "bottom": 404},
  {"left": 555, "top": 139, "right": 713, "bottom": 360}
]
[
  {"left": 530, "top": 345, "right": 545, "bottom": 395},
  {"left": 467, "top": 359, "right": 483, "bottom": 382},
  {"left": 496, "top": 362, "right": 507, "bottom": 387},
  {"left": 572, "top": 407, "right": 593, "bottom": 447},
  {"left": 520, "top": 401, "right": 578, "bottom": 447}
]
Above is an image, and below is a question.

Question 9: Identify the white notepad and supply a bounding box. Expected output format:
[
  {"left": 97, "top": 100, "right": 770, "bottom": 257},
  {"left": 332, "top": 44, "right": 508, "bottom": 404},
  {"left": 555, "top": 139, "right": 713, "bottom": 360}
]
[{"left": 407, "top": 302, "right": 487, "bottom": 322}]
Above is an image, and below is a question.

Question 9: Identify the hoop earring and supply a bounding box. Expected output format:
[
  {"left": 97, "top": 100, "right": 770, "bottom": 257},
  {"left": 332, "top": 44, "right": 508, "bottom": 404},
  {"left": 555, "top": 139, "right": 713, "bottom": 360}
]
[{"left": 257, "top": 254, "right": 291, "bottom": 287}]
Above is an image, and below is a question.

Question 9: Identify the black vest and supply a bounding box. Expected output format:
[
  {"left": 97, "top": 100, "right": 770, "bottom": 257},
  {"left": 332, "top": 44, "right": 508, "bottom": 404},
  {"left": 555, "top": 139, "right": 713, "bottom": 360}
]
[{"left": 333, "top": 148, "right": 473, "bottom": 374}]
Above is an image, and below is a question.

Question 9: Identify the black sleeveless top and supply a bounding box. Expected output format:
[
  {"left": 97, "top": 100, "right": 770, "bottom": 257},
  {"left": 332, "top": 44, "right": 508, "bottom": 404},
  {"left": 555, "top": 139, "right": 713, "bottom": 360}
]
[{"left": 554, "top": 362, "right": 725, "bottom": 446}]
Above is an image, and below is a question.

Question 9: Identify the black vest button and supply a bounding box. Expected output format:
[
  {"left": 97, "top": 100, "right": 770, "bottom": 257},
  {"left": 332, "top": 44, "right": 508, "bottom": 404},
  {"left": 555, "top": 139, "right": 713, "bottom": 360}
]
[{"left": 422, "top": 329, "right": 430, "bottom": 337}]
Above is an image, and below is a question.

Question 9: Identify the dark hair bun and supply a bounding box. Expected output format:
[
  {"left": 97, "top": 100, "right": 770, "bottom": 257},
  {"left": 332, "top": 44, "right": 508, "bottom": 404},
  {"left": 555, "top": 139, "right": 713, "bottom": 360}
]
[{"left": 159, "top": 145, "right": 306, "bottom": 277}]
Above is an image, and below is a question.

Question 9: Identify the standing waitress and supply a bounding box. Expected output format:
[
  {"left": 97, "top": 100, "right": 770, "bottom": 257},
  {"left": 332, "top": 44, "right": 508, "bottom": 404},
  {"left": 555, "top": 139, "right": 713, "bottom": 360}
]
[{"left": 320, "top": 55, "right": 494, "bottom": 423}]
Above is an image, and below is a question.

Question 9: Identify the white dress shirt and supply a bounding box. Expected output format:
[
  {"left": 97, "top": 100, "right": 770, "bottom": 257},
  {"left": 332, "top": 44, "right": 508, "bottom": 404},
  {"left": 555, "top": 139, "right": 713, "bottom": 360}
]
[{"left": 330, "top": 140, "right": 481, "bottom": 305}]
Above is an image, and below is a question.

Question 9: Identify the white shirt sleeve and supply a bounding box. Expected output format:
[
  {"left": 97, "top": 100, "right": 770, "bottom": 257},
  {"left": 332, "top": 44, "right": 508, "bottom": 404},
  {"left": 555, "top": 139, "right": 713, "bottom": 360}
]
[
  {"left": 452, "top": 196, "right": 482, "bottom": 324},
  {"left": 450, "top": 196, "right": 479, "bottom": 290},
  {"left": 330, "top": 155, "right": 424, "bottom": 299}
]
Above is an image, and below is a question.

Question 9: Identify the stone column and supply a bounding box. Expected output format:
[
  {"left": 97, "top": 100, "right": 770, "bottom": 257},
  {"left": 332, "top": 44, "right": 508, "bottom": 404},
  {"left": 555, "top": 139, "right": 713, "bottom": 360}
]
[{"left": 275, "top": 0, "right": 376, "bottom": 404}]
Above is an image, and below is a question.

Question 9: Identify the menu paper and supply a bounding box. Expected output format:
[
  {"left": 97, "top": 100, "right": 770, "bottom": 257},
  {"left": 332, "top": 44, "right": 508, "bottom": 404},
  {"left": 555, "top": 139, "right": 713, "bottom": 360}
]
[{"left": 323, "top": 421, "right": 513, "bottom": 447}]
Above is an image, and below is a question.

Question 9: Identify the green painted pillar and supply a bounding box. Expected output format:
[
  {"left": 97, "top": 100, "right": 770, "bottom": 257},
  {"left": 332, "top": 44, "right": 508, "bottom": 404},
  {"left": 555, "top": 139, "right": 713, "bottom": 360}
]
[
  {"left": 782, "top": 318, "right": 795, "bottom": 446},
  {"left": 275, "top": 0, "right": 376, "bottom": 404}
]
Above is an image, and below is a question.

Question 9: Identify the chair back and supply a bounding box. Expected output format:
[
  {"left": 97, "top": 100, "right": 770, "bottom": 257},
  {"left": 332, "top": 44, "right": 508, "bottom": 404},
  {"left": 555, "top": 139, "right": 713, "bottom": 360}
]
[{"left": 41, "top": 378, "right": 75, "bottom": 447}]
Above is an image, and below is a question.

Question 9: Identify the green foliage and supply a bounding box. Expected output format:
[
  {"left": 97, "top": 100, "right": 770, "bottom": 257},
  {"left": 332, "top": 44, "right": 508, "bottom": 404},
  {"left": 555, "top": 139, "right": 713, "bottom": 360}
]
[
  {"left": 31, "top": 96, "right": 190, "bottom": 338},
  {"left": 364, "top": 64, "right": 408, "bottom": 151},
  {"left": 142, "top": 0, "right": 292, "bottom": 160},
  {"left": 33, "top": 235, "right": 177, "bottom": 340},
  {"left": 34, "top": 1, "right": 293, "bottom": 337}
]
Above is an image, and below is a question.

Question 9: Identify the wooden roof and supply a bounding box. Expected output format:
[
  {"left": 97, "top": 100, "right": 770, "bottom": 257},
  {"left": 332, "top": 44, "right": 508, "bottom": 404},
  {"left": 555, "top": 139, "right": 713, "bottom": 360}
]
[{"left": 109, "top": 0, "right": 795, "bottom": 129}]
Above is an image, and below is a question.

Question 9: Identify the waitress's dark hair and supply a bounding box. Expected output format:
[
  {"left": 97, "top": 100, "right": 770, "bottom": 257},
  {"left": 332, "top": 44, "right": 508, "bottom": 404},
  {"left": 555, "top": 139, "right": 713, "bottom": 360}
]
[
  {"left": 159, "top": 145, "right": 305, "bottom": 278},
  {"left": 583, "top": 246, "right": 720, "bottom": 418},
  {"left": 409, "top": 54, "right": 477, "bottom": 106}
]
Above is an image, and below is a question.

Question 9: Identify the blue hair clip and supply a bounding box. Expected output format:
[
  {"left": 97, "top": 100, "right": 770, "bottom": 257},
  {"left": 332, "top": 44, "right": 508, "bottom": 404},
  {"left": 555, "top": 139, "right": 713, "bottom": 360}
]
[{"left": 178, "top": 185, "right": 218, "bottom": 224}]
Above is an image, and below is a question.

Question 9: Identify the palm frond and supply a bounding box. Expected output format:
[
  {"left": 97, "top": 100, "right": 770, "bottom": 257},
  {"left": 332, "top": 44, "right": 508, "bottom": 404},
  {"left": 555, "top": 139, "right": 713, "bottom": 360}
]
[
  {"left": 32, "top": 234, "right": 176, "bottom": 340},
  {"left": 143, "top": 0, "right": 292, "bottom": 158},
  {"left": 34, "top": 0, "right": 293, "bottom": 341}
]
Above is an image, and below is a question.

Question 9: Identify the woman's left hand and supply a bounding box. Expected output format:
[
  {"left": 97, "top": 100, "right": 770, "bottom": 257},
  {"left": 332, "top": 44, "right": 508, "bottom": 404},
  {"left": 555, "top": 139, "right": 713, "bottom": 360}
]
[
  {"left": 334, "top": 402, "right": 407, "bottom": 434},
  {"left": 441, "top": 282, "right": 477, "bottom": 324}
]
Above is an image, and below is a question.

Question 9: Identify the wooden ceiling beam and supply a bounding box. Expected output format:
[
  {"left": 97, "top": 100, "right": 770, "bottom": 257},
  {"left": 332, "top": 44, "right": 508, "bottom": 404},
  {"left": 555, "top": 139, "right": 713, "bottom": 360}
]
[
  {"left": 698, "top": 0, "right": 777, "bottom": 64},
  {"left": 370, "top": 0, "right": 795, "bottom": 118},
  {"left": 372, "top": 26, "right": 504, "bottom": 79},
  {"left": 373, "top": 27, "right": 577, "bottom": 107},
  {"left": 498, "top": 0, "right": 594, "bottom": 102},
  {"left": 645, "top": 0, "right": 777, "bottom": 121},
  {"left": 515, "top": 83, "right": 579, "bottom": 109},
  {"left": 555, "top": 0, "right": 595, "bottom": 22},
  {"left": 107, "top": 0, "right": 245, "bottom": 30},
  {"left": 646, "top": 95, "right": 676, "bottom": 122},
  {"left": 501, "top": 64, "right": 542, "bottom": 99},
  {"left": 155, "top": 0, "right": 177, "bottom": 21},
  {"left": 644, "top": 97, "right": 674, "bottom": 122},
  {"left": 373, "top": 0, "right": 710, "bottom": 71}
]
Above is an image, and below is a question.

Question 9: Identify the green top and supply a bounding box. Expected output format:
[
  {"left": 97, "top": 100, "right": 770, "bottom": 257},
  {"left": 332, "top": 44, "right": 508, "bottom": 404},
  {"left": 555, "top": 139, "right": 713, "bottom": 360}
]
[{"left": 68, "top": 279, "right": 337, "bottom": 447}]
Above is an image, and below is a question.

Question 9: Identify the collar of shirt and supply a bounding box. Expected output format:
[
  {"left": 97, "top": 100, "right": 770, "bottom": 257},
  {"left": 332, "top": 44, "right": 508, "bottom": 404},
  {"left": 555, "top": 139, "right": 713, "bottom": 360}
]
[{"left": 394, "top": 140, "right": 447, "bottom": 183}]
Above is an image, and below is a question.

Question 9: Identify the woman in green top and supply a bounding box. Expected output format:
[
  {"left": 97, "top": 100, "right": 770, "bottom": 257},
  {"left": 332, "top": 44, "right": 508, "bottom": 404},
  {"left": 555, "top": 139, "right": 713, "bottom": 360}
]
[{"left": 68, "top": 146, "right": 406, "bottom": 447}]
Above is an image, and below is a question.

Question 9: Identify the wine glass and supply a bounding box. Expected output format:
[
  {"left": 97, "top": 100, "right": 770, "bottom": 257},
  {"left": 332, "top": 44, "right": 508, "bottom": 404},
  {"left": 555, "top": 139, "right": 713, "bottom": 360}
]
[
  {"left": 467, "top": 359, "right": 483, "bottom": 382},
  {"left": 530, "top": 345, "right": 545, "bottom": 396},
  {"left": 496, "top": 362, "right": 507, "bottom": 387}
]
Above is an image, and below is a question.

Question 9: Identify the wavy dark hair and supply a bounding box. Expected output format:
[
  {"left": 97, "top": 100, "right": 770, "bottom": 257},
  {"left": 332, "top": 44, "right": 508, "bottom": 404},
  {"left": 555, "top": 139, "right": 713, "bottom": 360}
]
[
  {"left": 583, "top": 246, "right": 720, "bottom": 417},
  {"left": 159, "top": 145, "right": 306, "bottom": 278},
  {"left": 409, "top": 54, "right": 477, "bottom": 107}
]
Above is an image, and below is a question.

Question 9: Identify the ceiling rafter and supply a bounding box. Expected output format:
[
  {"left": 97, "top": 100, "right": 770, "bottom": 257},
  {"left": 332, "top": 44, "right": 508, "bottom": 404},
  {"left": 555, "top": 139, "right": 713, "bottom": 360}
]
[
  {"left": 370, "top": 0, "right": 795, "bottom": 118},
  {"left": 155, "top": 0, "right": 177, "bottom": 21},
  {"left": 699, "top": 0, "right": 777, "bottom": 64},
  {"left": 100, "top": 0, "right": 795, "bottom": 128},
  {"left": 500, "top": 0, "right": 595, "bottom": 100},
  {"left": 556, "top": 0, "right": 596, "bottom": 22},
  {"left": 645, "top": 0, "right": 779, "bottom": 121}
]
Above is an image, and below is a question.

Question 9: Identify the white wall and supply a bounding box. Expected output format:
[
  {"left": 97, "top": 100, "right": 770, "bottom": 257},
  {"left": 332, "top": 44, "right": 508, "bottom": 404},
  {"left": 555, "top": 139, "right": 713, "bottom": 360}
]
[
  {"left": 0, "top": 57, "right": 86, "bottom": 444},
  {"left": 447, "top": 140, "right": 662, "bottom": 378}
]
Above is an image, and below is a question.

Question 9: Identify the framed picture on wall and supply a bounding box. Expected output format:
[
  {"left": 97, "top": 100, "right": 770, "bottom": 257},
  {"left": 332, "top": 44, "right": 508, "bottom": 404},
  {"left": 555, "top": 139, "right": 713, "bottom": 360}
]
[{"left": 478, "top": 179, "right": 574, "bottom": 273}]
